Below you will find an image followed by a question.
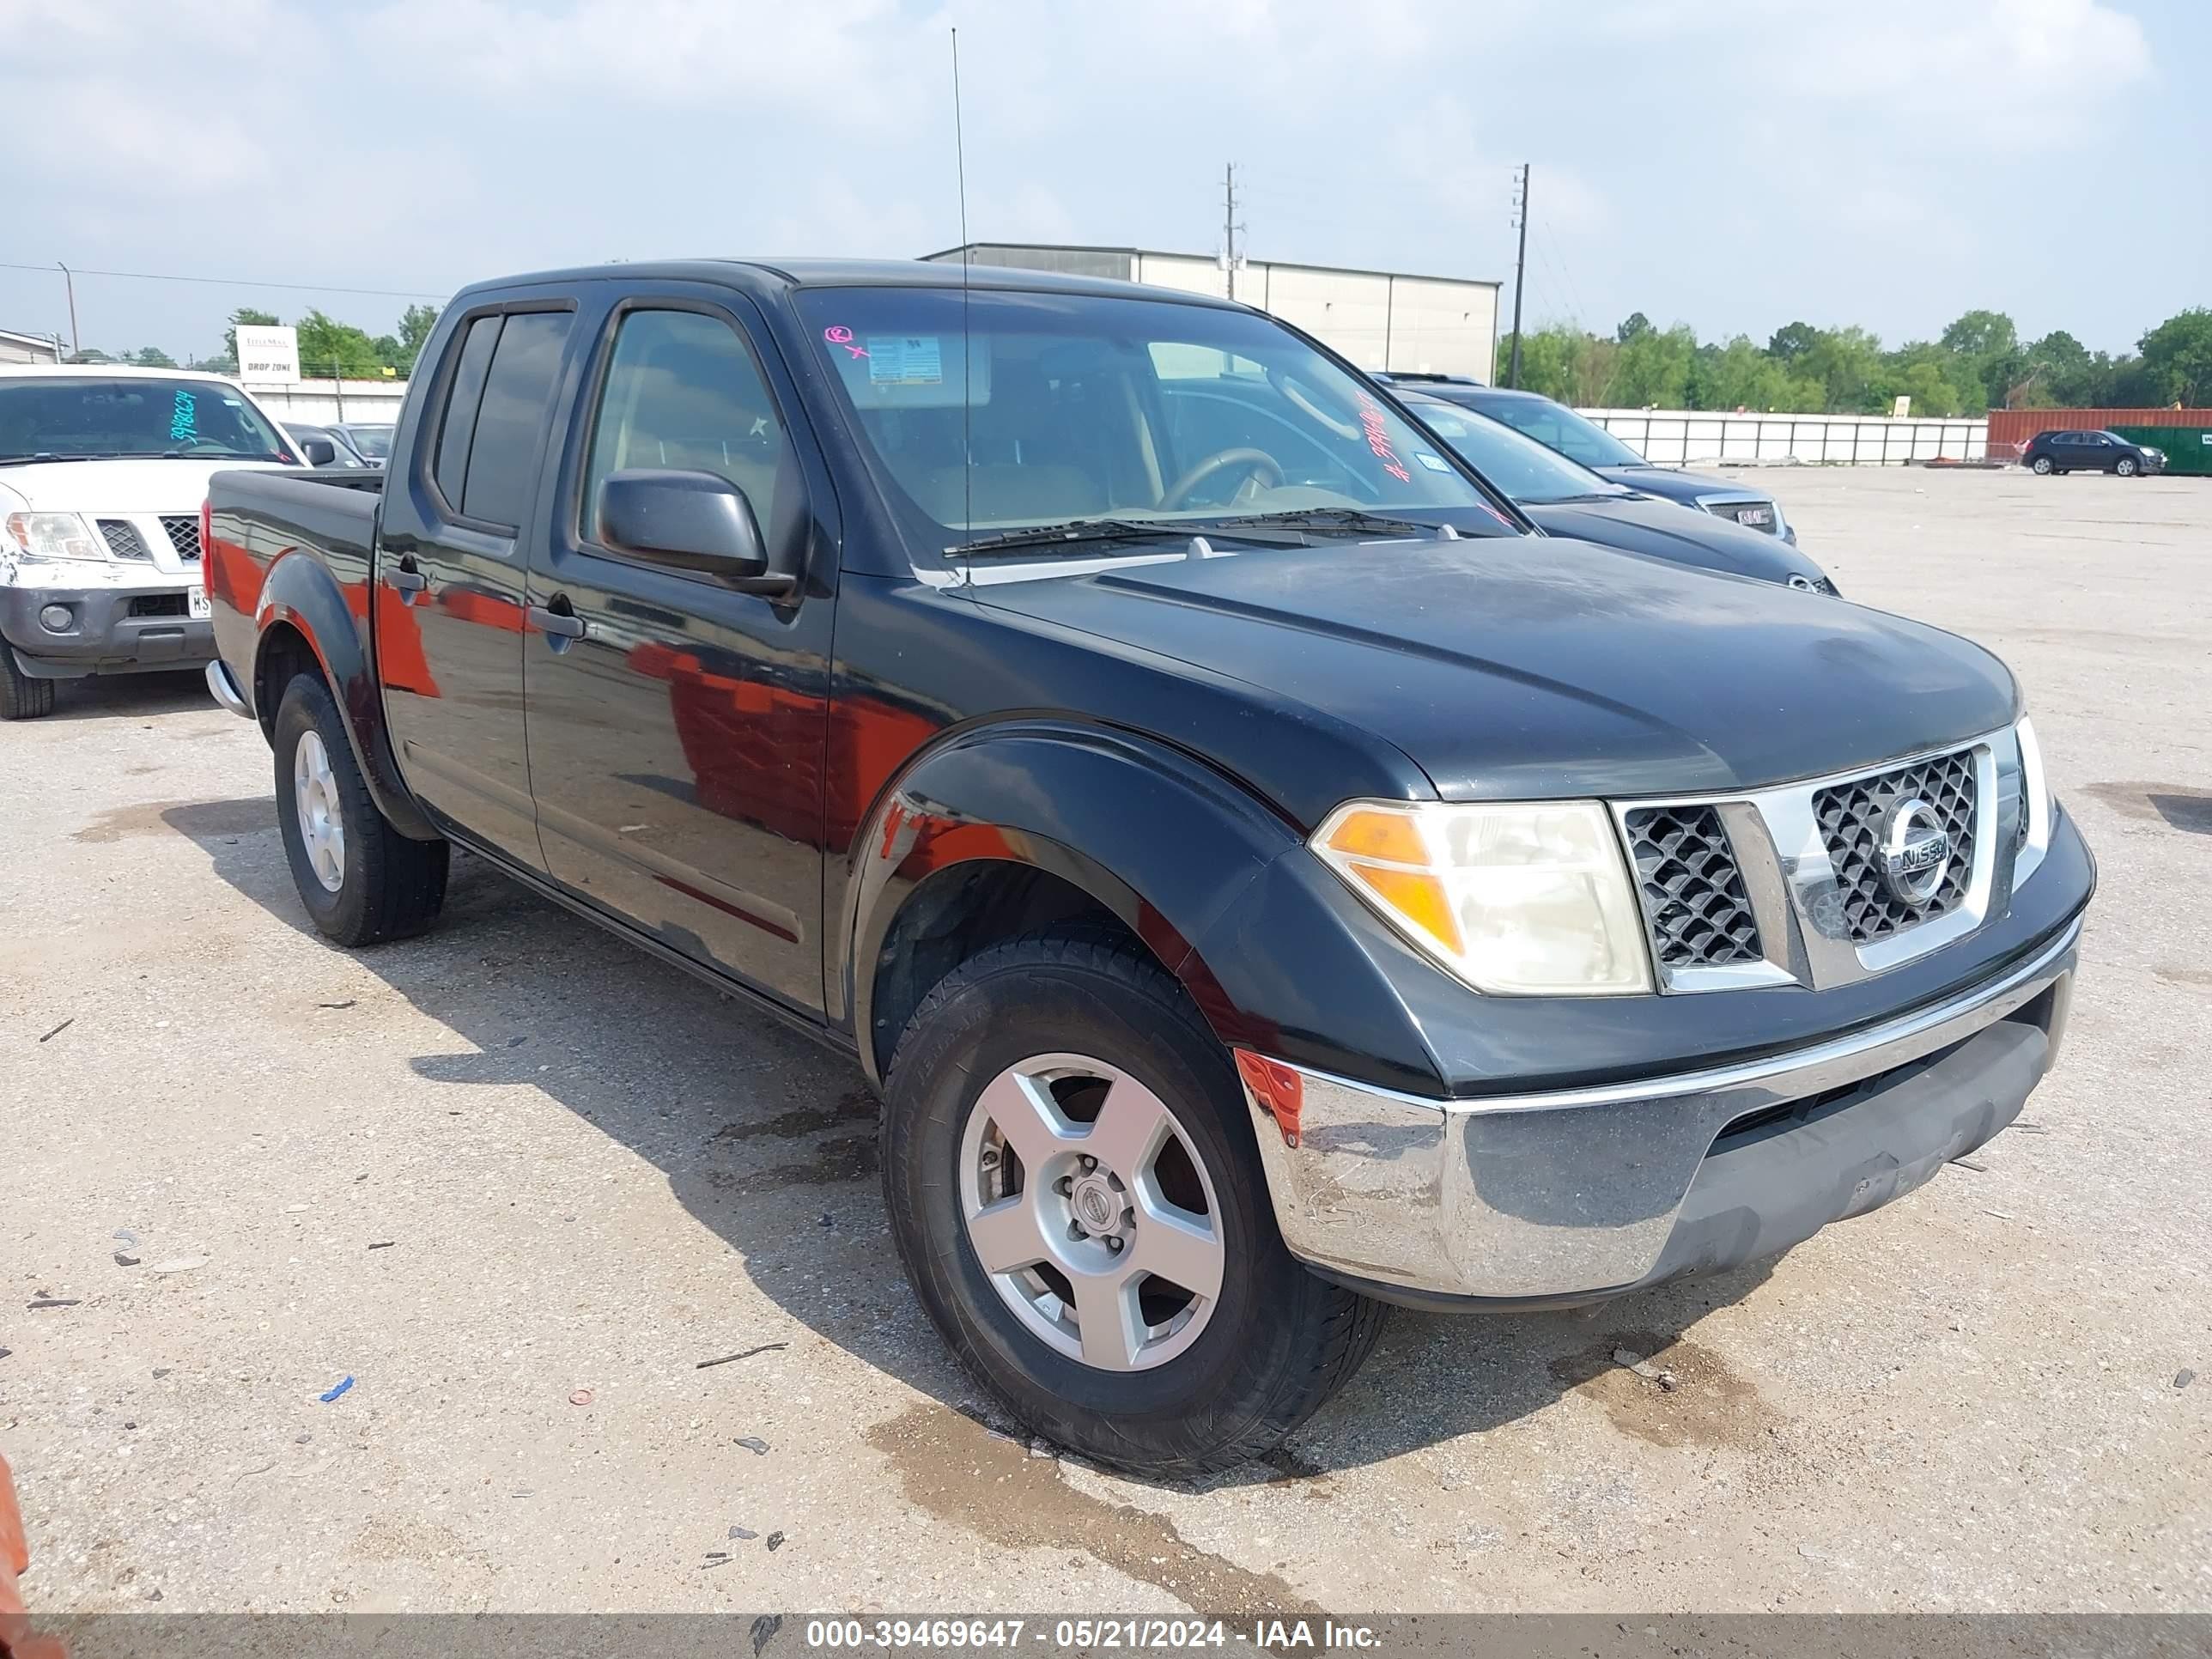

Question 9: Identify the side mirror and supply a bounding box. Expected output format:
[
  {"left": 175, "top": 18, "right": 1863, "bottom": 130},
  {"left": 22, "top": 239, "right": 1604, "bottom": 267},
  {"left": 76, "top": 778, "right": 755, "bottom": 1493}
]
[
  {"left": 597, "top": 469, "right": 796, "bottom": 597},
  {"left": 300, "top": 438, "right": 338, "bottom": 467}
]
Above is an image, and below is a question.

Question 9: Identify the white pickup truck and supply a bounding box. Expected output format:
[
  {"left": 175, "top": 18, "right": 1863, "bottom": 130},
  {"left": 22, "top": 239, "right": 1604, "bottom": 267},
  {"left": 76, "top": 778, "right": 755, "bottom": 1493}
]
[{"left": 1, "top": 365, "right": 301, "bottom": 719}]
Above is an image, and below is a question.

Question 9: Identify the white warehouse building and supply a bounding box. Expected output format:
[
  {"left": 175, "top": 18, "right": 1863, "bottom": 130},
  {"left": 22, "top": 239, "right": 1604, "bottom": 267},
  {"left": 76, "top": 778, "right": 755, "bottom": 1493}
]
[{"left": 921, "top": 244, "right": 1499, "bottom": 381}]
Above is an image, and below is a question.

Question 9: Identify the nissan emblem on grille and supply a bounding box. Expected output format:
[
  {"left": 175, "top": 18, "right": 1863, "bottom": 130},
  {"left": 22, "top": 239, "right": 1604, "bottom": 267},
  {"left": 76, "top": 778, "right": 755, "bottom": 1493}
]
[
  {"left": 1813, "top": 749, "right": 1978, "bottom": 943},
  {"left": 1880, "top": 798, "right": 1952, "bottom": 904}
]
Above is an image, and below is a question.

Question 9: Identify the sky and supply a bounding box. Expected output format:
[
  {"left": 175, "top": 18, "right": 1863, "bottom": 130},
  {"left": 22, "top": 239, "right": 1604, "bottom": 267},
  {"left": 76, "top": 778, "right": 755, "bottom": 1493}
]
[{"left": 2, "top": 0, "right": 2204, "bottom": 364}]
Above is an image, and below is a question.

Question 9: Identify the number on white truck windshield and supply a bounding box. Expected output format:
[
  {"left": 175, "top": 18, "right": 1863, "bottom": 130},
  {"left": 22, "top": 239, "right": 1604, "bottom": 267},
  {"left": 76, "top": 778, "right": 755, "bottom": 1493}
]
[{"left": 0, "top": 378, "right": 292, "bottom": 464}]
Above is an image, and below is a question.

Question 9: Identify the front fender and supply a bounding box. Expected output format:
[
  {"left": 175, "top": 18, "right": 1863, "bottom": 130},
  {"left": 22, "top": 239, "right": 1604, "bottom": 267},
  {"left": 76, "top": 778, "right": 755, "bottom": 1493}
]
[
  {"left": 838, "top": 720, "right": 1450, "bottom": 1096},
  {"left": 255, "top": 550, "right": 437, "bottom": 841}
]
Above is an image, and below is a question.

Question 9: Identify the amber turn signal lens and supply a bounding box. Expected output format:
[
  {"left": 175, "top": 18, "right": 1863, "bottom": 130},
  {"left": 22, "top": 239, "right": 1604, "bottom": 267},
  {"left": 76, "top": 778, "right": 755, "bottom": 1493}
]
[{"left": 1322, "top": 807, "right": 1430, "bottom": 866}]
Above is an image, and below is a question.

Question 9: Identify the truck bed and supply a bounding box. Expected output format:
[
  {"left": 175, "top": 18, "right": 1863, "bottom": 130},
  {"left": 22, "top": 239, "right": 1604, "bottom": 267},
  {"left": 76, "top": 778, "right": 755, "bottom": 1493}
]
[{"left": 204, "top": 465, "right": 386, "bottom": 723}]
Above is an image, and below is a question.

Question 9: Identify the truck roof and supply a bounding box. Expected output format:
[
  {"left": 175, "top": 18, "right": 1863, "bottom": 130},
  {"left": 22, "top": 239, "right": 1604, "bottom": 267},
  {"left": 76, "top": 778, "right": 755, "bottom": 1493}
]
[
  {"left": 0, "top": 362, "right": 255, "bottom": 384},
  {"left": 454, "top": 257, "right": 1249, "bottom": 310}
]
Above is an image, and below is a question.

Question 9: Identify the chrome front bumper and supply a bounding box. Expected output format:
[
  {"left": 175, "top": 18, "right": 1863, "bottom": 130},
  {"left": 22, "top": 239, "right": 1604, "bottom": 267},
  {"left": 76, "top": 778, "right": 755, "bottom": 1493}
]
[{"left": 1239, "top": 917, "right": 2081, "bottom": 1307}]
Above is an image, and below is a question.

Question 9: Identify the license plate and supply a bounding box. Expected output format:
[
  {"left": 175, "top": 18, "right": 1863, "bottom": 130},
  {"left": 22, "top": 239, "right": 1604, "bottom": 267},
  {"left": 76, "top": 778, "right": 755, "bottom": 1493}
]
[
  {"left": 187, "top": 584, "right": 211, "bottom": 620},
  {"left": 1735, "top": 506, "right": 1774, "bottom": 526}
]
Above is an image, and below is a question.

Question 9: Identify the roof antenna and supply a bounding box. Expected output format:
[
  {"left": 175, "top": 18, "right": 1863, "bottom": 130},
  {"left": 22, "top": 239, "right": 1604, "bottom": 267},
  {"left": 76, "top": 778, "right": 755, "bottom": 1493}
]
[{"left": 951, "top": 27, "right": 974, "bottom": 562}]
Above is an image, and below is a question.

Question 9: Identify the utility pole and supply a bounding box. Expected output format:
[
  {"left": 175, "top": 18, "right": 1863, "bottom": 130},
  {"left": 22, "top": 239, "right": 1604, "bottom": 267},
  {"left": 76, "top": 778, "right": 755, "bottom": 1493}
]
[
  {"left": 1222, "top": 162, "right": 1243, "bottom": 301},
  {"left": 1507, "top": 164, "right": 1529, "bottom": 389},
  {"left": 57, "top": 262, "right": 79, "bottom": 361}
]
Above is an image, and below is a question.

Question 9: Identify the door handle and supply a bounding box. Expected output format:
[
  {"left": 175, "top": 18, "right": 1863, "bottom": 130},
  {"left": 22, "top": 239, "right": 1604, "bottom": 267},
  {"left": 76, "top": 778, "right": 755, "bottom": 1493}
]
[
  {"left": 387, "top": 556, "right": 427, "bottom": 595},
  {"left": 527, "top": 602, "right": 586, "bottom": 641}
]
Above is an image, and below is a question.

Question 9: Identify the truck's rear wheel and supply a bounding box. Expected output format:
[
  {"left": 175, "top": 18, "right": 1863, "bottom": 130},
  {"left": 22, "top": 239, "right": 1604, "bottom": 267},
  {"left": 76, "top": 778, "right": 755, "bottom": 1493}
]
[
  {"left": 272, "top": 672, "right": 448, "bottom": 945},
  {"left": 882, "top": 928, "right": 1386, "bottom": 1477},
  {"left": 1, "top": 648, "right": 55, "bottom": 720}
]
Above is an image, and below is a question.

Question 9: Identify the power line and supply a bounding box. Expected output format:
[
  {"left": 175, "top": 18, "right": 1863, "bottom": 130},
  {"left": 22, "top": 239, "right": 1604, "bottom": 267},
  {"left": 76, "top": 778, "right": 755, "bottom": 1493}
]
[{"left": 0, "top": 262, "right": 449, "bottom": 301}]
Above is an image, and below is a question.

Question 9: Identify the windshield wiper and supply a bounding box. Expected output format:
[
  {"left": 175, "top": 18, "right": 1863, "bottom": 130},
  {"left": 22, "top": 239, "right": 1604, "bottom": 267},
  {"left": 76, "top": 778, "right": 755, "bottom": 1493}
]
[
  {"left": 0, "top": 453, "right": 105, "bottom": 467},
  {"left": 946, "top": 518, "right": 1188, "bottom": 558},
  {"left": 1199, "top": 507, "right": 1437, "bottom": 539}
]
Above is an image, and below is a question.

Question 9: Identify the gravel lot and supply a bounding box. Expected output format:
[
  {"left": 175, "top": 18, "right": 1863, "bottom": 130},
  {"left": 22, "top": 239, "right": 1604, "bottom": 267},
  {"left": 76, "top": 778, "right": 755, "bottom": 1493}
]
[{"left": 2, "top": 466, "right": 2206, "bottom": 1617}]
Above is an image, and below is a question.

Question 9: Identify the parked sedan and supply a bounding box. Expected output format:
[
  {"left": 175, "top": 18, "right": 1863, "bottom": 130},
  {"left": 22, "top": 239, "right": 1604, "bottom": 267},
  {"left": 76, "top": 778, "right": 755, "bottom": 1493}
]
[
  {"left": 331, "top": 422, "right": 393, "bottom": 463},
  {"left": 1392, "top": 380, "right": 1800, "bottom": 544},
  {"left": 1401, "top": 392, "right": 1838, "bottom": 592},
  {"left": 2021, "top": 428, "right": 2166, "bottom": 477},
  {"left": 281, "top": 422, "right": 372, "bottom": 468}
]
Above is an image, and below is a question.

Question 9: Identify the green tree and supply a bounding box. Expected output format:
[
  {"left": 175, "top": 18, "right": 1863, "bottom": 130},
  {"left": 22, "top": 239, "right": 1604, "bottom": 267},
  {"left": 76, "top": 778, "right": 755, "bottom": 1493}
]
[
  {"left": 2137, "top": 307, "right": 2212, "bottom": 405},
  {"left": 1606, "top": 322, "right": 1695, "bottom": 408},
  {"left": 1614, "top": 311, "right": 1654, "bottom": 344},
  {"left": 1800, "top": 326, "right": 1887, "bottom": 413},
  {"left": 396, "top": 302, "right": 440, "bottom": 373},
  {"left": 1767, "top": 320, "right": 1820, "bottom": 364},
  {"left": 1934, "top": 309, "right": 2021, "bottom": 410},
  {"left": 1516, "top": 325, "right": 1617, "bottom": 406},
  {"left": 295, "top": 308, "right": 386, "bottom": 380},
  {"left": 222, "top": 307, "right": 279, "bottom": 369},
  {"left": 129, "top": 346, "right": 178, "bottom": 368}
]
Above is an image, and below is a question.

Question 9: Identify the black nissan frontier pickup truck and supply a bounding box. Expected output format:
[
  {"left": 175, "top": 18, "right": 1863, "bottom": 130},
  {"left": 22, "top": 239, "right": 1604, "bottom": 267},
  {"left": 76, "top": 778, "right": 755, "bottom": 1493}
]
[{"left": 203, "top": 259, "right": 2094, "bottom": 1477}]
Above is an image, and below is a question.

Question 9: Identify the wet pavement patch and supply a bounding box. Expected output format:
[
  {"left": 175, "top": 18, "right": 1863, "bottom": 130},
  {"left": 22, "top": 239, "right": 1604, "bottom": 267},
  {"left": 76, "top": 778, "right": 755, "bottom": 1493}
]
[
  {"left": 867, "top": 1402, "right": 1321, "bottom": 1617},
  {"left": 1547, "top": 1331, "right": 1778, "bottom": 1449},
  {"left": 2084, "top": 782, "right": 2212, "bottom": 836},
  {"left": 73, "top": 796, "right": 275, "bottom": 843}
]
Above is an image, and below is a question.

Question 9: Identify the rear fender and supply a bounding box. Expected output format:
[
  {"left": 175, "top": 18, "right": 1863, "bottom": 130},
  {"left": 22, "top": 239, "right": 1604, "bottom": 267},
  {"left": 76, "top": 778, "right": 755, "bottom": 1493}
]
[{"left": 254, "top": 550, "right": 438, "bottom": 841}]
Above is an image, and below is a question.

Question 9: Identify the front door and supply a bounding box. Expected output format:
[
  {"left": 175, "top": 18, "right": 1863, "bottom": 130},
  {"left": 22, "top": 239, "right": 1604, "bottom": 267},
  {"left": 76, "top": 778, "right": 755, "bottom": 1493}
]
[
  {"left": 376, "top": 301, "right": 576, "bottom": 870},
  {"left": 522, "top": 294, "right": 836, "bottom": 1012}
]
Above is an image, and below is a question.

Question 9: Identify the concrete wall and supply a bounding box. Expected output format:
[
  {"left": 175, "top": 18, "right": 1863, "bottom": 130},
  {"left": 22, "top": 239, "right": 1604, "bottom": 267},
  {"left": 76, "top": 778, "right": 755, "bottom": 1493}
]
[
  {"left": 1578, "top": 407, "right": 1989, "bottom": 467},
  {"left": 244, "top": 379, "right": 410, "bottom": 427}
]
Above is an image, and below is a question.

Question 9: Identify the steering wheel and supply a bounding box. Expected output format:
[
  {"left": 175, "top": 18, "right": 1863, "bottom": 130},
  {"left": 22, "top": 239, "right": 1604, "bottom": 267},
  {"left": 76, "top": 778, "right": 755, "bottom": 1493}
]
[{"left": 1160, "top": 447, "right": 1284, "bottom": 512}]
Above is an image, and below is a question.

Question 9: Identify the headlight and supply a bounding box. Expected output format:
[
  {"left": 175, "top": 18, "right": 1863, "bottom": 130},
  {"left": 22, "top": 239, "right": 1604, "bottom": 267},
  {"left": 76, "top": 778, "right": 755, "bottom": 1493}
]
[
  {"left": 3, "top": 511, "right": 106, "bottom": 562},
  {"left": 2014, "top": 716, "right": 2054, "bottom": 883},
  {"left": 1312, "top": 799, "right": 1652, "bottom": 995}
]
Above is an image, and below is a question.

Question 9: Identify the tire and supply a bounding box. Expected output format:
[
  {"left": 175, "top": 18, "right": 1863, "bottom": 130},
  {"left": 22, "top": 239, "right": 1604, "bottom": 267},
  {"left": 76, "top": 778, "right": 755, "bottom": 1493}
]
[
  {"left": 2116, "top": 457, "right": 2137, "bottom": 477},
  {"left": 881, "top": 927, "right": 1387, "bottom": 1478},
  {"left": 2030, "top": 455, "right": 2053, "bottom": 475},
  {"left": 272, "top": 672, "right": 448, "bottom": 945},
  {"left": 0, "top": 647, "right": 56, "bottom": 720}
]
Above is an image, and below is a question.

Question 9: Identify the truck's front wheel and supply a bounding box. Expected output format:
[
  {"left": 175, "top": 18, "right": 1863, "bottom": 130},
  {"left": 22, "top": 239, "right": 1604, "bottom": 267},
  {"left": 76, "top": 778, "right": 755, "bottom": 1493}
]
[
  {"left": 0, "top": 647, "right": 55, "bottom": 720},
  {"left": 882, "top": 929, "right": 1386, "bottom": 1477},
  {"left": 272, "top": 672, "right": 448, "bottom": 945}
]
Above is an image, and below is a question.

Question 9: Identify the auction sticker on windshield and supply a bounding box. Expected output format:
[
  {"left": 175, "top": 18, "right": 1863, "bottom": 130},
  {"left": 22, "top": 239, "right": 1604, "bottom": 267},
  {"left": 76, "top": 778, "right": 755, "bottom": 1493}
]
[{"left": 869, "top": 337, "right": 944, "bottom": 386}]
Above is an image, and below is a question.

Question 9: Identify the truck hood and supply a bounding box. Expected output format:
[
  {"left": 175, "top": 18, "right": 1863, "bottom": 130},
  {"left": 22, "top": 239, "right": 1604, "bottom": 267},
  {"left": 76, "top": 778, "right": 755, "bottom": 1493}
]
[
  {"left": 0, "top": 457, "right": 289, "bottom": 514},
  {"left": 972, "top": 536, "right": 2017, "bottom": 807}
]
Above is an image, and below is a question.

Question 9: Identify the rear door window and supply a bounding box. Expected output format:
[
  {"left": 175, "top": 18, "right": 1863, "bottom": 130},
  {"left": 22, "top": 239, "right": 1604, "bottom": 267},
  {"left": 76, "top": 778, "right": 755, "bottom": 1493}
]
[
  {"left": 432, "top": 315, "right": 501, "bottom": 507},
  {"left": 460, "top": 312, "right": 574, "bottom": 528}
]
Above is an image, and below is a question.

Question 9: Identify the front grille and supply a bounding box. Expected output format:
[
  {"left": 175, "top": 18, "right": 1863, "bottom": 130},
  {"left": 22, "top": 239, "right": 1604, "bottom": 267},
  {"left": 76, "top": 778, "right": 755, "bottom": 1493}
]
[
  {"left": 98, "top": 520, "right": 151, "bottom": 560},
  {"left": 161, "top": 515, "right": 202, "bottom": 562},
  {"left": 1623, "top": 804, "right": 1761, "bottom": 967},
  {"left": 1814, "top": 750, "right": 1978, "bottom": 943}
]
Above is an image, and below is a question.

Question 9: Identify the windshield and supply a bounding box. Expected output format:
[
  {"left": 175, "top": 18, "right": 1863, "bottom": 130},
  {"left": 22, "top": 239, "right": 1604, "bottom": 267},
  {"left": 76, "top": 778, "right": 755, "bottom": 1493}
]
[
  {"left": 1481, "top": 396, "right": 1648, "bottom": 469},
  {"left": 340, "top": 423, "right": 393, "bottom": 459},
  {"left": 1404, "top": 397, "right": 1631, "bottom": 505},
  {"left": 0, "top": 377, "right": 292, "bottom": 464},
  {"left": 792, "top": 287, "right": 1513, "bottom": 554}
]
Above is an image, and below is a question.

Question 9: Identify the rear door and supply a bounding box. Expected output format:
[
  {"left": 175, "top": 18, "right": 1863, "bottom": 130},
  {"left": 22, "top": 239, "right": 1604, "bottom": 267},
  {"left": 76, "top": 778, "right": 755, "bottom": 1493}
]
[
  {"left": 376, "top": 295, "right": 578, "bottom": 870},
  {"left": 520, "top": 287, "right": 838, "bottom": 1012}
]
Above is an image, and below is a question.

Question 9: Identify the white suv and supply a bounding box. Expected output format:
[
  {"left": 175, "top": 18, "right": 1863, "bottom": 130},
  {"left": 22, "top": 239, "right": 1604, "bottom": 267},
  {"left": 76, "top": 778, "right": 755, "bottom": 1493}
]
[{"left": 1, "top": 365, "right": 299, "bottom": 719}]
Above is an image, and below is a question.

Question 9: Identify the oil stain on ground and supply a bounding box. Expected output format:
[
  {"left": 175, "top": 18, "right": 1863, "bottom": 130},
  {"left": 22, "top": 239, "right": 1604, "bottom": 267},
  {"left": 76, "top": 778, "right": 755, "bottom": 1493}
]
[
  {"left": 1547, "top": 1331, "right": 1778, "bottom": 1449},
  {"left": 868, "top": 1403, "right": 1321, "bottom": 1618},
  {"left": 76, "top": 796, "right": 273, "bottom": 843},
  {"left": 2083, "top": 782, "right": 2212, "bottom": 836}
]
